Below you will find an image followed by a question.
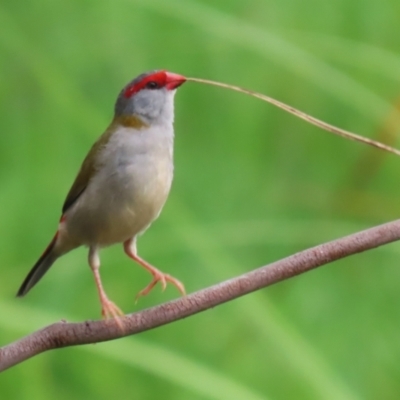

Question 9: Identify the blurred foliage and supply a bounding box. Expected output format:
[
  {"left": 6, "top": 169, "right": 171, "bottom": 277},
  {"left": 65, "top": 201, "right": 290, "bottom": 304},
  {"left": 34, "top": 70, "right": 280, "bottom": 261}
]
[{"left": 1, "top": 0, "right": 400, "bottom": 399}]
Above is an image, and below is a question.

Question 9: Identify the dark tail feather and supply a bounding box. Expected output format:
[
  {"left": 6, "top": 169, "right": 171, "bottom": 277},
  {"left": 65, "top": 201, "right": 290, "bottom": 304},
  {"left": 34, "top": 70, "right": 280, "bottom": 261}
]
[{"left": 17, "top": 234, "right": 59, "bottom": 297}]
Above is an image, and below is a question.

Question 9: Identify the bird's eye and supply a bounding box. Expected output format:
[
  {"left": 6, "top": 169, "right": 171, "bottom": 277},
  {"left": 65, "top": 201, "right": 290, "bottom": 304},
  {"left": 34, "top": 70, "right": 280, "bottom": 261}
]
[{"left": 146, "top": 81, "right": 158, "bottom": 89}]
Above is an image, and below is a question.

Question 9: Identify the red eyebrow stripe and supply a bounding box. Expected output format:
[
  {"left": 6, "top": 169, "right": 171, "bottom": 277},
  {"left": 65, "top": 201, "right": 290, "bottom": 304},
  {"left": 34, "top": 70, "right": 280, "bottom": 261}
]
[{"left": 124, "top": 71, "right": 167, "bottom": 98}]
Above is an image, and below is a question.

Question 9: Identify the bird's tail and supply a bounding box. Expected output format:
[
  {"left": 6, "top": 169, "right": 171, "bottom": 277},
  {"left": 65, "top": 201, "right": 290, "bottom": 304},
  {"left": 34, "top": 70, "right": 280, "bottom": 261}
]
[{"left": 17, "top": 233, "right": 60, "bottom": 297}]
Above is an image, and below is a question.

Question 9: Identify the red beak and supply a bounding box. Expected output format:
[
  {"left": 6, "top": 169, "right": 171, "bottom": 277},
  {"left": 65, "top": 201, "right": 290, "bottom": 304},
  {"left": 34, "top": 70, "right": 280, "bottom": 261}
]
[{"left": 165, "top": 72, "right": 186, "bottom": 90}]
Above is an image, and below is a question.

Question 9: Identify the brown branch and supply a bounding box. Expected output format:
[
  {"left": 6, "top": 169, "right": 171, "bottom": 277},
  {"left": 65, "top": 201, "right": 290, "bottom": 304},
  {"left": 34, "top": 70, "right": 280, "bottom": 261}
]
[{"left": 2, "top": 219, "right": 400, "bottom": 372}]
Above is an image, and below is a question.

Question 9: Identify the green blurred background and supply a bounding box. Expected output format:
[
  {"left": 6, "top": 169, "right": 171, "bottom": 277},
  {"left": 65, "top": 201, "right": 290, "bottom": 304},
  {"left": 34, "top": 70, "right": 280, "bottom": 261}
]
[{"left": 1, "top": 0, "right": 400, "bottom": 398}]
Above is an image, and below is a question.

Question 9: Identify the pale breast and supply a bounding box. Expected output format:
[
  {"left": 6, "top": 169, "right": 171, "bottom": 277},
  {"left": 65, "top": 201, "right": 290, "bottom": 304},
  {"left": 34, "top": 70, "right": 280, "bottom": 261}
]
[{"left": 65, "top": 124, "right": 174, "bottom": 246}]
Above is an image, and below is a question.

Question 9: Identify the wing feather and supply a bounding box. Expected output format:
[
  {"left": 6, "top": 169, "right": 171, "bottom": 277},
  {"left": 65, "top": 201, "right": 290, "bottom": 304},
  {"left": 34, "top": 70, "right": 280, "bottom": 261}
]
[
  {"left": 61, "top": 116, "right": 146, "bottom": 214},
  {"left": 62, "top": 126, "right": 114, "bottom": 213}
]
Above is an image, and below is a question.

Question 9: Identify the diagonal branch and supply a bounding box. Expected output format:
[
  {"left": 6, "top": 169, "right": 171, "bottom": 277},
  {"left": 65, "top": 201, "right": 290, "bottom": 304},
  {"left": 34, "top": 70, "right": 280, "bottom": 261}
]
[{"left": 1, "top": 219, "right": 400, "bottom": 372}]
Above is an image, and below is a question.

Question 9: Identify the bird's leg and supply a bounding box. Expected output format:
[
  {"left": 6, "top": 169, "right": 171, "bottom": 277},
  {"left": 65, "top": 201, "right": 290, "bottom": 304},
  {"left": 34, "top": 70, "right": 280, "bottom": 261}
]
[
  {"left": 123, "top": 238, "right": 186, "bottom": 301},
  {"left": 88, "top": 246, "right": 124, "bottom": 325}
]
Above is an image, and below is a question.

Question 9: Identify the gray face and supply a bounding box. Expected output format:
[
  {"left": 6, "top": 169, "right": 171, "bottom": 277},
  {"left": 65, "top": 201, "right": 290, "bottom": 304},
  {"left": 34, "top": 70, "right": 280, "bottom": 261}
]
[
  {"left": 126, "top": 87, "right": 175, "bottom": 125},
  {"left": 114, "top": 71, "right": 176, "bottom": 126}
]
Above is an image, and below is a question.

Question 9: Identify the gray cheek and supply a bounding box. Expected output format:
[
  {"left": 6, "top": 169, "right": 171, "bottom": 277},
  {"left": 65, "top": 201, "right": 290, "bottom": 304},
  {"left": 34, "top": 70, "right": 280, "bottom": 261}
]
[{"left": 133, "top": 90, "right": 165, "bottom": 119}]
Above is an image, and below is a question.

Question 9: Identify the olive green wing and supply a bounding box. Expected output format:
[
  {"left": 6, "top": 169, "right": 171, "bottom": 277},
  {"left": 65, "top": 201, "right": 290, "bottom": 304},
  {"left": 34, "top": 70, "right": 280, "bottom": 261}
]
[{"left": 61, "top": 127, "right": 114, "bottom": 214}]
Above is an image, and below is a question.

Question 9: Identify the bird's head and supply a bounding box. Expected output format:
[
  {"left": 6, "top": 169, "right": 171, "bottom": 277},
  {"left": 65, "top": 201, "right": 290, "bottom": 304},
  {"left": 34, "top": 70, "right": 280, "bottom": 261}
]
[{"left": 115, "top": 70, "right": 186, "bottom": 125}]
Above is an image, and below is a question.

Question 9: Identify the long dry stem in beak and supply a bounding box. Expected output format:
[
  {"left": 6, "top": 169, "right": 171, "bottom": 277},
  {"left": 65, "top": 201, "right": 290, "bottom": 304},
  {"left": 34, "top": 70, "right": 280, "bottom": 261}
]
[{"left": 187, "top": 77, "right": 400, "bottom": 157}]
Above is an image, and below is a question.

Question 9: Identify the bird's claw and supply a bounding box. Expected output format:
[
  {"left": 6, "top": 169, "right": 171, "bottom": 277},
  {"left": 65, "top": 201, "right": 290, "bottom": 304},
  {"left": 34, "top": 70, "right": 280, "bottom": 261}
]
[
  {"left": 135, "top": 271, "right": 186, "bottom": 302},
  {"left": 100, "top": 297, "right": 125, "bottom": 330}
]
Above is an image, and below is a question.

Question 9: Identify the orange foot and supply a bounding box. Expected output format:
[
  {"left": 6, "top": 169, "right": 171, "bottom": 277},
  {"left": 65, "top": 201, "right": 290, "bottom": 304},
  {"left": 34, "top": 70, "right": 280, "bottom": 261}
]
[
  {"left": 100, "top": 297, "right": 125, "bottom": 330},
  {"left": 135, "top": 270, "right": 186, "bottom": 302}
]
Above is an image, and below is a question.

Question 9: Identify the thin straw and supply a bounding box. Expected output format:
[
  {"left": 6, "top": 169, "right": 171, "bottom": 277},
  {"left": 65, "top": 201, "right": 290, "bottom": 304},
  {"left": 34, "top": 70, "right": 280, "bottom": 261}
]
[{"left": 187, "top": 77, "right": 400, "bottom": 157}]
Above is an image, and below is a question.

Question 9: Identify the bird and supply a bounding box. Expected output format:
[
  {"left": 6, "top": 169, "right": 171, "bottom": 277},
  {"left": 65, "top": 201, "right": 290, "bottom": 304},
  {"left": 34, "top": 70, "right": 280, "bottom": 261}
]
[{"left": 17, "top": 70, "right": 187, "bottom": 320}]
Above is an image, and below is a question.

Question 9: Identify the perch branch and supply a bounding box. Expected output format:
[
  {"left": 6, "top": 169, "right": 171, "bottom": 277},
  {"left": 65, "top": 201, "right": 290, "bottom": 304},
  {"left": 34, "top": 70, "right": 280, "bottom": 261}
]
[{"left": 1, "top": 219, "right": 400, "bottom": 372}]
